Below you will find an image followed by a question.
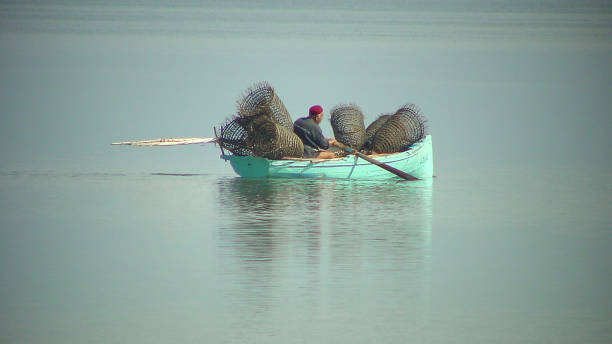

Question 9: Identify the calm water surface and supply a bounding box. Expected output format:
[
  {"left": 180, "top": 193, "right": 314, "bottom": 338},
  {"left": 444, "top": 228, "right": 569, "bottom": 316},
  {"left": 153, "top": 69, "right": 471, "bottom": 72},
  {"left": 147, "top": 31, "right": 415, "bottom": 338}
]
[
  {"left": 1, "top": 169, "right": 609, "bottom": 343},
  {"left": 1, "top": 1, "right": 611, "bottom": 343}
]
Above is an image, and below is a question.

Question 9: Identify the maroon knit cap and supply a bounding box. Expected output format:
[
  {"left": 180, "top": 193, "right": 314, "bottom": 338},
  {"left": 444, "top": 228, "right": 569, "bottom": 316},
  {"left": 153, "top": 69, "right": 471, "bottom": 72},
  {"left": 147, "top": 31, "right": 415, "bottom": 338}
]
[{"left": 309, "top": 105, "right": 323, "bottom": 116}]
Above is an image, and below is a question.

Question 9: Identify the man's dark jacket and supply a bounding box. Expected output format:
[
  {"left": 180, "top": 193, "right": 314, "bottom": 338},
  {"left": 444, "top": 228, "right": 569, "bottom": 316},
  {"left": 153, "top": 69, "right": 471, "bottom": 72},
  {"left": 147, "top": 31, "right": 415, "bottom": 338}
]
[{"left": 293, "top": 117, "right": 329, "bottom": 158}]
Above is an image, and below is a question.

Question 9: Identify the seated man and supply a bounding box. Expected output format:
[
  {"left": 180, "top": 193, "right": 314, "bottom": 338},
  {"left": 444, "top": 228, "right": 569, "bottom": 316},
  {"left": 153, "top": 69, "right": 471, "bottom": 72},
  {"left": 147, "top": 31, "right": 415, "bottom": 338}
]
[{"left": 293, "top": 105, "right": 337, "bottom": 159}]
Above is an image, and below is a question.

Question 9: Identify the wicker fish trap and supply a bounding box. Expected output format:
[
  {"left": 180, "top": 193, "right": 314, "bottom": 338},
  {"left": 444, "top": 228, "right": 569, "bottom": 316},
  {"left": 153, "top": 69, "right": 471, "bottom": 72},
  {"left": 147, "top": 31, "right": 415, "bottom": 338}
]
[
  {"left": 218, "top": 116, "right": 303, "bottom": 159},
  {"left": 371, "top": 104, "right": 427, "bottom": 153},
  {"left": 246, "top": 116, "right": 304, "bottom": 160},
  {"left": 217, "top": 117, "right": 253, "bottom": 156},
  {"left": 236, "top": 81, "right": 294, "bottom": 131},
  {"left": 330, "top": 104, "right": 366, "bottom": 149},
  {"left": 362, "top": 114, "right": 392, "bottom": 152}
]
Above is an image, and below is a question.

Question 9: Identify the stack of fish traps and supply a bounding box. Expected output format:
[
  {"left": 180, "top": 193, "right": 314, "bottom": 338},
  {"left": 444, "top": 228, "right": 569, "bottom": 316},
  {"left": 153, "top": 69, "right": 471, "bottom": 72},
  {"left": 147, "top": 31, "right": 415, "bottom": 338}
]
[
  {"left": 329, "top": 103, "right": 426, "bottom": 154},
  {"left": 368, "top": 103, "right": 426, "bottom": 153},
  {"left": 330, "top": 104, "right": 367, "bottom": 150},
  {"left": 217, "top": 82, "right": 303, "bottom": 159}
]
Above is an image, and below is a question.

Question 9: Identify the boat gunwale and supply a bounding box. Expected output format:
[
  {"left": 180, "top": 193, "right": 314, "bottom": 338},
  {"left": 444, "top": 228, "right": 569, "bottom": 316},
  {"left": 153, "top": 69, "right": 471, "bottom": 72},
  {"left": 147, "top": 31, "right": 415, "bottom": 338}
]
[{"left": 269, "top": 154, "right": 415, "bottom": 169}]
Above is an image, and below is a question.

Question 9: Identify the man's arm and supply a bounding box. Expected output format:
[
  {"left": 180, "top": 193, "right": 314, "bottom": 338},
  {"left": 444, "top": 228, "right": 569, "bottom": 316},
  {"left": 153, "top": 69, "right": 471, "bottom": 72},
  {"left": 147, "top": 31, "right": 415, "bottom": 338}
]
[{"left": 312, "top": 125, "right": 330, "bottom": 150}]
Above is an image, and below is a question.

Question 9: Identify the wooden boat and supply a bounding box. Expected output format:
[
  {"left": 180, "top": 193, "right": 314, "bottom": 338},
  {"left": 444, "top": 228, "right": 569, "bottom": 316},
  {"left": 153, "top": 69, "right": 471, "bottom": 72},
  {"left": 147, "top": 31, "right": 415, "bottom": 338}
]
[
  {"left": 112, "top": 135, "right": 433, "bottom": 180},
  {"left": 221, "top": 135, "right": 433, "bottom": 179}
]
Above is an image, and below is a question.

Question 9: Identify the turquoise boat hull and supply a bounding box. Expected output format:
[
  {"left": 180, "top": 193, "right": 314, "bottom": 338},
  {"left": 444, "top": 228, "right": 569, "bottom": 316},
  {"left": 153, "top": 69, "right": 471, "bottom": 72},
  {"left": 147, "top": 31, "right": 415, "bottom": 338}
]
[{"left": 221, "top": 135, "right": 433, "bottom": 180}]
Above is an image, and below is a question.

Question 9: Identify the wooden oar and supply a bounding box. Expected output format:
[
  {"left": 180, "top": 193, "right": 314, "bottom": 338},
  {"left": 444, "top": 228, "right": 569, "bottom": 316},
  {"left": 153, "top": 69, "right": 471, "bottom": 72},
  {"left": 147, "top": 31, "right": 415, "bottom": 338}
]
[
  {"left": 111, "top": 137, "right": 216, "bottom": 146},
  {"left": 332, "top": 141, "right": 419, "bottom": 181}
]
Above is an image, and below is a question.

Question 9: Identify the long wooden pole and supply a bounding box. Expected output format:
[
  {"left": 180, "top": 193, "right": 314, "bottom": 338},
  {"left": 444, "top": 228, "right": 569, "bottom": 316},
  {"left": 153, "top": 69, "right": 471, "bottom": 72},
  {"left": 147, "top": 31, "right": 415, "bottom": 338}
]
[{"left": 111, "top": 137, "right": 216, "bottom": 146}]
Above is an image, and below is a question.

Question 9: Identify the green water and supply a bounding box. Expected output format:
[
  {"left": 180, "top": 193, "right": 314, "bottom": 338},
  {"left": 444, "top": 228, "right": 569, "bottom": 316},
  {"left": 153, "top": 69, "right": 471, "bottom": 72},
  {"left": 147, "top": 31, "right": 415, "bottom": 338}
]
[
  {"left": 1, "top": 1, "right": 611, "bottom": 342},
  {"left": 1, "top": 168, "right": 610, "bottom": 343}
]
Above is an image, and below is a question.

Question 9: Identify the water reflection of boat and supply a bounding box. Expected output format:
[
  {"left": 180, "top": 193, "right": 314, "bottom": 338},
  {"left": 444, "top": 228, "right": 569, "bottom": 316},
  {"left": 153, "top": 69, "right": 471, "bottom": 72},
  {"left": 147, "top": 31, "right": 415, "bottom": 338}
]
[
  {"left": 221, "top": 135, "right": 433, "bottom": 180},
  {"left": 216, "top": 178, "right": 433, "bottom": 264},
  {"left": 215, "top": 178, "right": 433, "bottom": 324}
]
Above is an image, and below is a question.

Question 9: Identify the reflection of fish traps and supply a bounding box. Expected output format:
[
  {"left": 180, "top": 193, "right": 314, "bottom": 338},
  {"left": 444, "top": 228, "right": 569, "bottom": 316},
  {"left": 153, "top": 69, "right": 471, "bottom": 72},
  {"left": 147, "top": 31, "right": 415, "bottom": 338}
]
[
  {"left": 218, "top": 116, "right": 303, "bottom": 159},
  {"left": 362, "top": 114, "right": 392, "bottom": 153},
  {"left": 371, "top": 104, "right": 427, "bottom": 153},
  {"left": 236, "top": 81, "right": 293, "bottom": 131},
  {"left": 330, "top": 103, "right": 366, "bottom": 149}
]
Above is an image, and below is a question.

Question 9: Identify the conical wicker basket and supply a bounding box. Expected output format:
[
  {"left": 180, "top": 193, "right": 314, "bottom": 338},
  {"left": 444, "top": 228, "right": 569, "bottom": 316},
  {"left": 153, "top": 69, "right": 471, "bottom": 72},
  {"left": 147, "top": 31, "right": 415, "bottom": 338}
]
[
  {"left": 371, "top": 104, "right": 426, "bottom": 153},
  {"left": 330, "top": 104, "right": 366, "bottom": 149},
  {"left": 236, "top": 81, "right": 293, "bottom": 131},
  {"left": 362, "top": 114, "right": 392, "bottom": 152},
  {"left": 217, "top": 117, "right": 253, "bottom": 156},
  {"left": 246, "top": 116, "right": 304, "bottom": 160}
]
